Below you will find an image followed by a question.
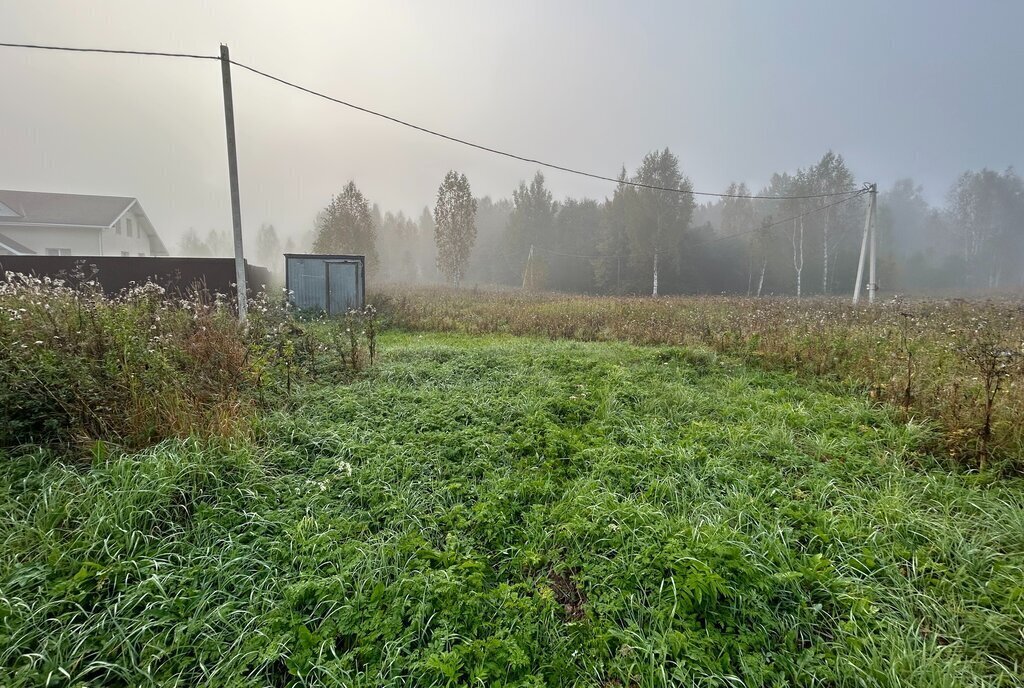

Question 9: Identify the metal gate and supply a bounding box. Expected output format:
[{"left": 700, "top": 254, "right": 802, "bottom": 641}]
[
  {"left": 326, "top": 260, "right": 362, "bottom": 314},
  {"left": 285, "top": 253, "right": 365, "bottom": 314}
]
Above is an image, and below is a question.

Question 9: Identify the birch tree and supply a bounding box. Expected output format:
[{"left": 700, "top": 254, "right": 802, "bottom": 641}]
[
  {"left": 791, "top": 216, "right": 804, "bottom": 298},
  {"left": 433, "top": 171, "right": 477, "bottom": 287},
  {"left": 810, "top": 152, "right": 856, "bottom": 293}
]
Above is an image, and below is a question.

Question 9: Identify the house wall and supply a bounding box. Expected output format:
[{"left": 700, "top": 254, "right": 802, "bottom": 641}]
[
  {"left": 0, "top": 225, "right": 102, "bottom": 255},
  {"left": 102, "top": 207, "right": 155, "bottom": 256},
  {"left": 0, "top": 208, "right": 161, "bottom": 257}
]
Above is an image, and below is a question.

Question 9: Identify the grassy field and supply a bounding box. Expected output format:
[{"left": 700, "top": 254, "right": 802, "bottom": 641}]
[
  {"left": 3, "top": 332, "right": 1022, "bottom": 687},
  {"left": 377, "top": 288, "right": 1024, "bottom": 471}
]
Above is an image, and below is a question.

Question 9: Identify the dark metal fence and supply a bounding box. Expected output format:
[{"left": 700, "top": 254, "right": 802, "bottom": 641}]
[{"left": 0, "top": 256, "right": 271, "bottom": 299}]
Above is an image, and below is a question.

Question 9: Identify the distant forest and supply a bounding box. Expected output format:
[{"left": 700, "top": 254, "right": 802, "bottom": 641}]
[{"left": 182, "top": 149, "right": 1024, "bottom": 295}]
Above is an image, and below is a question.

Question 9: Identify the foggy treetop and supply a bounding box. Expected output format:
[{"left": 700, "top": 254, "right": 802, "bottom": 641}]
[{"left": 333, "top": 151, "right": 1024, "bottom": 295}]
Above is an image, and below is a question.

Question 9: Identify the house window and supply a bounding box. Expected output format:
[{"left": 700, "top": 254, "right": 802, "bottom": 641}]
[
  {"left": 45, "top": 248, "right": 72, "bottom": 256},
  {"left": 121, "top": 251, "right": 130, "bottom": 256},
  {"left": 126, "top": 217, "right": 133, "bottom": 237}
]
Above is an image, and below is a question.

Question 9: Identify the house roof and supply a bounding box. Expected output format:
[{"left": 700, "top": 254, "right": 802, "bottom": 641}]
[
  {"left": 0, "top": 190, "right": 136, "bottom": 227},
  {"left": 0, "top": 232, "right": 36, "bottom": 255},
  {"left": 0, "top": 189, "right": 168, "bottom": 256}
]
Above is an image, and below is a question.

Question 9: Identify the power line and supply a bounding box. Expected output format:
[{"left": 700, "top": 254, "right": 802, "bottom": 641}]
[
  {"left": 704, "top": 189, "right": 869, "bottom": 243},
  {"left": 534, "top": 245, "right": 608, "bottom": 260},
  {"left": 227, "top": 58, "right": 860, "bottom": 201},
  {"left": 0, "top": 41, "right": 217, "bottom": 61},
  {"left": 0, "top": 40, "right": 862, "bottom": 202}
]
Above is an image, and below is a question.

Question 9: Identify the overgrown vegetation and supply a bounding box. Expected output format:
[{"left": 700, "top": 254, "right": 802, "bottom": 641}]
[
  {"left": 2, "top": 333, "right": 1021, "bottom": 686},
  {"left": 378, "top": 288, "right": 1024, "bottom": 471},
  {"left": 0, "top": 270, "right": 378, "bottom": 454}
]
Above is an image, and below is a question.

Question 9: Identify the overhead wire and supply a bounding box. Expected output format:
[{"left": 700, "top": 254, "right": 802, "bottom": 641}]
[
  {"left": 0, "top": 41, "right": 217, "bottom": 61},
  {"left": 702, "top": 189, "right": 869, "bottom": 243},
  {"left": 4, "top": 38, "right": 876, "bottom": 276},
  {"left": 1, "top": 40, "right": 862, "bottom": 201},
  {"left": 227, "top": 58, "right": 860, "bottom": 201}
]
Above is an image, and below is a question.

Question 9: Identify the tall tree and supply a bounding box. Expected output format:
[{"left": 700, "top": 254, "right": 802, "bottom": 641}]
[
  {"left": 202, "top": 229, "right": 232, "bottom": 256},
  {"left": 625, "top": 149, "right": 695, "bottom": 295},
  {"left": 378, "top": 211, "right": 419, "bottom": 282},
  {"left": 720, "top": 183, "right": 756, "bottom": 293},
  {"left": 946, "top": 168, "right": 1024, "bottom": 289},
  {"left": 762, "top": 171, "right": 806, "bottom": 297},
  {"left": 466, "top": 197, "right": 514, "bottom": 285},
  {"left": 179, "top": 228, "right": 211, "bottom": 257},
  {"left": 809, "top": 151, "right": 856, "bottom": 293},
  {"left": 505, "top": 172, "right": 557, "bottom": 288},
  {"left": 880, "top": 179, "right": 931, "bottom": 256},
  {"left": 417, "top": 207, "right": 439, "bottom": 282},
  {"left": 549, "top": 198, "right": 602, "bottom": 293},
  {"left": 754, "top": 217, "right": 772, "bottom": 296},
  {"left": 433, "top": 171, "right": 477, "bottom": 286},
  {"left": 594, "top": 169, "right": 632, "bottom": 294},
  {"left": 254, "top": 223, "right": 282, "bottom": 272},
  {"left": 791, "top": 215, "right": 805, "bottom": 299},
  {"left": 878, "top": 179, "right": 952, "bottom": 290},
  {"left": 312, "top": 181, "right": 378, "bottom": 266}
]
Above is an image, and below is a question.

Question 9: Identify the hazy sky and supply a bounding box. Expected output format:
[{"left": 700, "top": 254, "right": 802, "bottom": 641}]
[{"left": 3, "top": 0, "right": 1022, "bottom": 251}]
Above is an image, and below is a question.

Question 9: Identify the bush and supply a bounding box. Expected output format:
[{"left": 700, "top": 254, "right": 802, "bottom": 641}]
[{"left": 0, "top": 272, "right": 379, "bottom": 455}]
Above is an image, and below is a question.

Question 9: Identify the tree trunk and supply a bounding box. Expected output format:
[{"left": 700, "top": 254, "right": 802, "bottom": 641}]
[
  {"left": 792, "top": 217, "right": 804, "bottom": 299},
  {"left": 757, "top": 257, "right": 767, "bottom": 297},
  {"left": 746, "top": 251, "right": 753, "bottom": 297},
  {"left": 822, "top": 207, "right": 831, "bottom": 294},
  {"left": 652, "top": 249, "right": 659, "bottom": 297}
]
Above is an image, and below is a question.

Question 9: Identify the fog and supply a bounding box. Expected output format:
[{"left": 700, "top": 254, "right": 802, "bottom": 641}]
[{"left": 3, "top": 0, "right": 1023, "bottom": 293}]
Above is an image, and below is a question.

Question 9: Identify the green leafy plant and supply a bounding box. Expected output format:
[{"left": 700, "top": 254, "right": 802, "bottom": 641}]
[{"left": 3, "top": 333, "right": 1021, "bottom": 686}]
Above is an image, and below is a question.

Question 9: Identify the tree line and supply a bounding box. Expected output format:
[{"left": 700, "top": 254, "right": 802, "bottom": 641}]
[{"left": 182, "top": 148, "right": 1024, "bottom": 295}]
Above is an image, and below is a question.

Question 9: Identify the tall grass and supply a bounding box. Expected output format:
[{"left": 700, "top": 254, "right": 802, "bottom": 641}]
[
  {"left": 2, "top": 333, "right": 1021, "bottom": 686},
  {"left": 376, "top": 287, "right": 1024, "bottom": 471}
]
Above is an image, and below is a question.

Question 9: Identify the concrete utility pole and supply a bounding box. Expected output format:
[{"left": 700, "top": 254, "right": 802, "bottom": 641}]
[
  {"left": 868, "top": 184, "right": 878, "bottom": 304},
  {"left": 522, "top": 244, "right": 534, "bottom": 289},
  {"left": 220, "top": 43, "right": 248, "bottom": 321},
  {"left": 852, "top": 183, "right": 877, "bottom": 305}
]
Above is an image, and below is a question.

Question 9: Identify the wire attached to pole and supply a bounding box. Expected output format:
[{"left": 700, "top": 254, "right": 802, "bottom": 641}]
[{"left": 1, "top": 39, "right": 864, "bottom": 202}]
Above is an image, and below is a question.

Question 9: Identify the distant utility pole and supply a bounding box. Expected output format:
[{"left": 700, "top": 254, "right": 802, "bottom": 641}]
[
  {"left": 522, "top": 244, "right": 534, "bottom": 289},
  {"left": 219, "top": 43, "right": 248, "bottom": 322},
  {"left": 852, "top": 183, "right": 878, "bottom": 305},
  {"left": 868, "top": 184, "right": 877, "bottom": 304}
]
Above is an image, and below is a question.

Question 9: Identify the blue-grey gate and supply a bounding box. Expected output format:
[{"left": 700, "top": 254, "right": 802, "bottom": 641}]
[{"left": 285, "top": 254, "right": 365, "bottom": 314}]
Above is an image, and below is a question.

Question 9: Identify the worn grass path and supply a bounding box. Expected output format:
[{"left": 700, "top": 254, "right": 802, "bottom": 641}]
[{"left": 2, "top": 333, "right": 1023, "bottom": 687}]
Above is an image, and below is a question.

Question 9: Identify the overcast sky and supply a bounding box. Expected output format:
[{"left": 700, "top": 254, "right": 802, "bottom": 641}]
[{"left": 3, "top": 0, "right": 1022, "bottom": 250}]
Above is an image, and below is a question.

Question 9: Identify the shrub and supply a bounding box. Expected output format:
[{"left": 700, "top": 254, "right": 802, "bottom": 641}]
[{"left": 0, "top": 272, "right": 379, "bottom": 455}]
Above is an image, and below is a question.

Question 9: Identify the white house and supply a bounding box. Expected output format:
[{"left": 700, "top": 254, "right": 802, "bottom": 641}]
[{"left": 0, "top": 190, "right": 168, "bottom": 257}]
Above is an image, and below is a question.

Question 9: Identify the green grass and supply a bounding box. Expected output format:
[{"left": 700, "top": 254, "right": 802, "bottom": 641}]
[{"left": 2, "top": 332, "right": 1023, "bottom": 686}]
